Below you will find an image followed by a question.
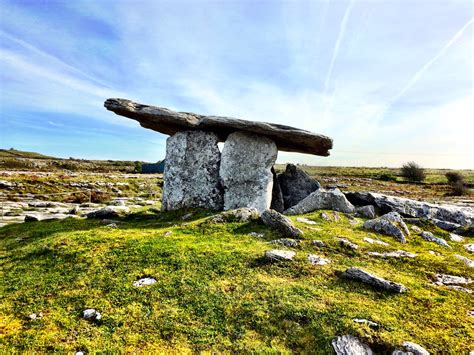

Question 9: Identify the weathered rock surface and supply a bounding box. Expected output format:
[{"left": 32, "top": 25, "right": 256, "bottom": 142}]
[
  {"left": 449, "top": 233, "right": 464, "bottom": 242},
  {"left": 464, "top": 244, "right": 474, "bottom": 253},
  {"left": 264, "top": 249, "right": 296, "bottom": 262},
  {"left": 133, "top": 277, "right": 157, "bottom": 287},
  {"left": 331, "top": 335, "right": 373, "bottom": 355},
  {"left": 454, "top": 254, "right": 474, "bottom": 268},
  {"left": 363, "top": 237, "right": 389, "bottom": 246},
  {"left": 209, "top": 207, "right": 260, "bottom": 223},
  {"left": 104, "top": 98, "right": 333, "bottom": 156},
  {"left": 83, "top": 309, "right": 101, "bottom": 321},
  {"left": 271, "top": 238, "right": 300, "bottom": 248},
  {"left": 420, "top": 231, "right": 450, "bottom": 248},
  {"left": 342, "top": 267, "right": 407, "bottom": 293},
  {"left": 261, "top": 209, "right": 303, "bottom": 238},
  {"left": 162, "top": 131, "right": 223, "bottom": 211},
  {"left": 284, "top": 188, "right": 355, "bottom": 215},
  {"left": 392, "top": 341, "right": 429, "bottom": 355},
  {"left": 363, "top": 212, "right": 409, "bottom": 243},
  {"left": 367, "top": 250, "right": 417, "bottom": 258},
  {"left": 277, "top": 164, "right": 321, "bottom": 209},
  {"left": 353, "top": 319, "right": 379, "bottom": 328},
  {"left": 86, "top": 207, "right": 121, "bottom": 219},
  {"left": 337, "top": 238, "right": 359, "bottom": 250},
  {"left": 346, "top": 191, "right": 474, "bottom": 229},
  {"left": 308, "top": 254, "right": 330, "bottom": 265},
  {"left": 356, "top": 205, "right": 376, "bottom": 219},
  {"left": 297, "top": 217, "right": 317, "bottom": 225},
  {"left": 312, "top": 240, "right": 326, "bottom": 248},
  {"left": 434, "top": 273, "right": 472, "bottom": 285},
  {"left": 270, "top": 167, "right": 284, "bottom": 213},
  {"left": 220, "top": 132, "right": 277, "bottom": 212}
]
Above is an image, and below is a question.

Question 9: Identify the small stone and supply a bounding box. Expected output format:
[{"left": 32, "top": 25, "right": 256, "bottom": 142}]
[
  {"left": 261, "top": 209, "right": 303, "bottom": 239},
  {"left": 24, "top": 215, "right": 39, "bottom": 222},
  {"left": 367, "top": 250, "right": 417, "bottom": 258},
  {"left": 420, "top": 231, "right": 450, "bottom": 248},
  {"left": 312, "top": 240, "right": 326, "bottom": 248},
  {"left": 271, "top": 238, "right": 300, "bottom": 248},
  {"left": 321, "top": 212, "right": 332, "bottom": 221},
  {"left": 353, "top": 318, "right": 379, "bottom": 328},
  {"left": 308, "top": 254, "right": 330, "bottom": 265},
  {"left": 356, "top": 205, "right": 376, "bottom": 219},
  {"left": 83, "top": 309, "right": 102, "bottom": 321},
  {"left": 297, "top": 217, "right": 317, "bottom": 225},
  {"left": 74, "top": 352, "right": 84, "bottom": 355},
  {"left": 105, "top": 223, "right": 118, "bottom": 229},
  {"left": 249, "top": 232, "right": 265, "bottom": 238},
  {"left": 337, "top": 237, "right": 359, "bottom": 250},
  {"left": 163, "top": 230, "right": 172, "bottom": 236},
  {"left": 86, "top": 207, "right": 121, "bottom": 219},
  {"left": 363, "top": 212, "right": 409, "bottom": 243},
  {"left": 342, "top": 267, "right": 407, "bottom": 293},
  {"left": 449, "top": 233, "right": 464, "bottom": 242},
  {"left": 447, "top": 285, "right": 472, "bottom": 293},
  {"left": 28, "top": 313, "right": 42, "bottom": 320},
  {"left": 392, "top": 341, "right": 430, "bottom": 355},
  {"left": 363, "top": 237, "right": 389, "bottom": 246},
  {"left": 181, "top": 213, "right": 193, "bottom": 220},
  {"left": 133, "top": 277, "right": 157, "bottom": 287},
  {"left": 331, "top": 335, "right": 373, "bottom": 355},
  {"left": 411, "top": 225, "right": 422, "bottom": 234},
  {"left": 464, "top": 244, "right": 474, "bottom": 253},
  {"left": 428, "top": 250, "right": 441, "bottom": 256},
  {"left": 264, "top": 249, "right": 296, "bottom": 262},
  {"left": 454, "top": 254, "right": 474, "bottom": 268},
  {"left": 468, "top": 310, "right": 474, "bottom": 317},
  {"left": 434, "top": 274, "right": 472, "bottom": 285},
  {"left": 209, "top": 208, "right": 260, "bottom": 223}
]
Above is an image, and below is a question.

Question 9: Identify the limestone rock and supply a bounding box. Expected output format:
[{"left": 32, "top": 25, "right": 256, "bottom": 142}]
[
  {"left": 420, "top": 231, "right": 450, "bottom": 248},
  {"left": 356, "top": 205, "right": 376, "bottom": 219},
  {"left": 308, "top": 254, "right": 330, "bottom": 265},
  {"left": 353, "top": 319, "right": 379, "bottom": 328},
  {"left": 284, "top": 188, "right": 355, "bottom": 215},
  {"left": 342, "top": 267, "right": 407, "bottom": 293},
  {"left": 270, "top": 167, "right": 284, "bottom": 213},
  {"left": 363, "top": 237, "right": 389, "bottom": 246},
  {"left": 454, "top": 254, "right": 474, "bottom": 268},
  {"left": 24, "top": 215, "right": 39, "bottom": 222},
  {"left": 331, "top": 335, "right": 373, "bottom": 355},
  {"left": 249, "top": 232, "right": 265, "bottom": 238},
  {"left": 392, "top": 342, "right": 430, "bottom": 355},
  {"left": 162, "top": 131, "right": 223, "bottom": 211},
  {"left": 83, "top": 309, "right": 101, "bottom": 321},
  {"left": 411, "top": 225, "right": 422, "bottom": 234},
  {"left": 261, "top": 209, "right": 303, "bottom": 239},
  {"left": 264, "top": 249, "right": 295, "bottom": 262},
  {"left": 271, "top": 238, "right": 300, "bottom": 248},
  {"left": 337, "top": 238, "right": 359, "bottom": 250},
  {"left": 104, "top": 98, "right": 333, "bottom": 156},
  {"left": 220, "top": 132, "right": 277, "bottom": 212},
  {"left": 209, "top": 208, "right": 260, "bottom": 223},
  {"left": 449, "top": 233, "right": 464, "bottom": 242},
  {"left": 434, "top": 273, "right": 472, "bottom": 285},
  {"left": 363, "top": 212, "right": 409, "bottom": 243},
  {"left": 464, "top": 244, "right": 474, "bottom": 253},
  {"left": 277, "top": 164, "right": 320, "bottom": 209},
  {"left": 312, "top": 240, "right": 326, "bottom": 248},
  {"left": 345, "top": 191, "right": 474, "bottom": 229},
  {"left": 86, "top": 207, "right": 120, "bottom": 219},
  {"left": 297, "top": 217, "right": 317, "bottom": 225},
  {"left": 367, "top": 250, "right": 417, "bottom": 258},
  {"left": 133, "top": 277, "right": 157, "bottom": 287}
]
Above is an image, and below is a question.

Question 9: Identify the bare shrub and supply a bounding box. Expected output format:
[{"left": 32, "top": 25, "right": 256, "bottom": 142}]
[
  {"left": 400, "top": 161, "right": 426, "bottom": 182},
  {"left": 445, "top": 171, "right": 469, "bottom": 196},
  {"left": 445, "top": 171, "right": 464, "bottom": 184}
]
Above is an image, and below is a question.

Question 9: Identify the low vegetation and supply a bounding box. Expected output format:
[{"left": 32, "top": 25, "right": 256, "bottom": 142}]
[
  {"left": 400, "top": 161, "right": 426, "bottom": 182},
  {"left": 1, "top": 209, "right": 472, "bottom": 352}
]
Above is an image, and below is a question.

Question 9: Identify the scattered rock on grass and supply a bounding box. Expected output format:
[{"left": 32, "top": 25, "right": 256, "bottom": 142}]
[
  {"left": 411, "top": 225, "right": 422, "bottom": 234},
  {"left": 308, "top": 254, "right": 330, "bottom": 265},
  {"left": 312, "top": 240, "right": 326, "bottom": 248},
  {"left": 363, "top": 237, "right": 389, "bottom": 246},
  {"left": 420, "top": 231, "right": 450, "bottom": 248},
  {"left": 331, "top": 335, "right": 373, "bottom": 355},
  {"left": 210, "top": 208, "right": 260, "bottom": 223},
  {"left": 28, "top": 312, "right": 43, "bottom": 320},
  {"left": 464, "top": 244, "right": 474, "bottom": 253},
  {"left": 337, "top": 238, "right": 359, "bottom": 250},
  {"left": 356, "top": 205, "right": 375, "bottom": 219},
  {"left": 454, "top": 254, "right": 474, "bottom": 268},
  {"left": 105, "top": 223, "right": 118, "bottom": 229},
  {"left": 271, "top": 238, "right": 300, "bottom": 248},
  {"left": 297, "top": 217, "right": 317, "bottom": 225},
  {"left": 449, "top": 233, "right": 464, "bottom": 242},
  {"left": 86, "top": 207, "right": 120, "bottom": 219},
  {"left": 446, "top": 285, "right": 472, "bottom": 294},
  {"left": 353, "top": 318, "right": 379, "bottom": 328},
  {"left": 392, "top": 341, "right": 429, "bottom": 355},
  {"left": 367, "top": 250, "right": 416, "bottom": 259},
  {"left": 264, "top": 249, "right": 296, "bottom": 262},
  {"left": 83, "top": 309, "right": 101, "bottom": 321},
  {"left": 342, "top": 267, "right": 407, "bottom": 293},
  {"left": 434, "top": 274, "right": 472, "bottom": 285},
  {"left": 163, "top": 230, "right": 172, "bottom": 236},
  {"left": 321, "top": 212, "right": 332, "bottom": 221},
  {"left": 363, "top": 212, "right": 409, "bottom": 243},
  {"left": 261, "top": 209, "right": 303, "bottom": 239},
  {"left": 24, "top": 215, "right": 39, "bottom": 222},
  {"left": 249, "top": 232, "right": 265, "bottom": 238},
  {"left": 428, "top": 250, "right": 442, "bottom": 256},
  {"left": 133, "top": 277, "right": 157, "bottom": 287}
]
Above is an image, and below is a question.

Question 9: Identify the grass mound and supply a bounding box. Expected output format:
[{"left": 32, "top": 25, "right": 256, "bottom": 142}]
[{"left": 1, "top": 209, "right": 472, "bottom": 353}]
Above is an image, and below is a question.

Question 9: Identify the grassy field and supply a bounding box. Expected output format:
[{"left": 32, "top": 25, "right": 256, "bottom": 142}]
[{"left": 1, "top": 208, "right": 473, "bottom": 353}]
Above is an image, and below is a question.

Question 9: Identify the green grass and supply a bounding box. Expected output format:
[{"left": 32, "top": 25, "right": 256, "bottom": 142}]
[
  {"left": 1, "top": 209, "right": 473, "bottom": 353},
  {"left": 0, "top": 149, "right": 56, "bottom": 159}
]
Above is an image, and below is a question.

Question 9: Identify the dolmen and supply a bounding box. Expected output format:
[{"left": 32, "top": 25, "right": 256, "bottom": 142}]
[{"left": 105, "top": 98, "right": 333, "bottom": 212}]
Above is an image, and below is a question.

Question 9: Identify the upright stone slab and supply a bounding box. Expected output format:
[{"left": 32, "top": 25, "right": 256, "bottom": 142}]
[
  {"left": 220, "top": 131, "right": 277, "bottom": 212},
  {"left": 162, "top": 131, "right": 223, "bottom": 211}
]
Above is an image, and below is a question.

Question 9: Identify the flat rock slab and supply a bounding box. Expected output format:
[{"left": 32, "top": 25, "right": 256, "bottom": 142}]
[
  {"left": 264, "top": 249, "right": 296, "bottom": 262},
  {"left": 367, "top": 250, "right": 417, "bottom": 258},
  {"left": 104, "top": 98, "right": 333, "bottom": 156},
  {"left": 420, "top": 231, "right": 450, "bottom": 248},
  {"left": 434, "top": 273, "right": 472, "bottom": 285},
  {"left": 342, "top": 267, "right": 407, "bottom": 293},
  {"left": 261, "top": 209, "right": 303, "bottom": 239},
  {"left": 331, "top": 335, "right": 373, "bottom": 355},
  {"left": 308, "top": 254, "right": 330, "bottom": 265}
]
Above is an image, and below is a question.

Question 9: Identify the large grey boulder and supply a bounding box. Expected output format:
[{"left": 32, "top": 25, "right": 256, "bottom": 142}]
[
  {"left": 261, "top": 209, "right": 303, "bottom": 239},
  {"left": 162, "top": 131, "right": 223, "bottom": 211},
  {"left": 104, "top": 98, "right": 333, "bottom": 156},
  {"left": 331, "top": 335, "right": 373, "bottom": 355},
  {"left": 284, "top": 188, "right": 355, "bottom": 215},
  {"left": 363, "top": 212, "right": 410, "bottom": 243},
  {"left": 220, "top": 132, "right": 277, "bottom": 212},
  {"left": 342, "top": 267, "right": 407, "bottom": 293},
  {"left": 277, "top": 164, "right": 320, "bottom": 209},
  {"left": 346, "top": 191, "right": 474, "bottom": 230}
]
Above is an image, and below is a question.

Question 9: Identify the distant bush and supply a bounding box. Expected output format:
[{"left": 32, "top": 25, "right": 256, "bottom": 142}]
[
  {"left": 445, "top": 171, "right": 469, "bottom": 196},
  {"left": 1, "top": 158, "right": 34, "bottom": 170},
  {"left": 400, "top": 161, "right": 426, "bottom": 182},
  {"left": 379, "top": 173, "right": 397, "bottom": 182}
]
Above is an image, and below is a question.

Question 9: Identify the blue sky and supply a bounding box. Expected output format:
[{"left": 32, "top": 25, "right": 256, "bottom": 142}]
[{"left": 0, "top": 0, "right": 473, "bottom": 168}]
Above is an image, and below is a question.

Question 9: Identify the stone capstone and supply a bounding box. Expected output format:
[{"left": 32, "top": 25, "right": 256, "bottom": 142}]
[
  {"left": 261, "top": 209, "right": 303, "bottom": 239},
  {"left": 277, "top": 164, "right": 321, "bottom": 209},
  {"left": 284, "top": 188, "right": 355, "bottom": 215},
  {"left": 331, "top": 335, "right": 373, "bottom": 355},
  {"left": 104, "top": 98, "right": 333, "bottom": 156},
  {"left": 220, "top": 132, "right": 277, "bottom": 212},
  {"left": 363, "top": 212, "right": 410, "bottom": 243},
  {"left": 162, "top": 131, "right": 223, "bottom": 211},
  {"left": 342, "top": 267, "right": 407, "bottom": 293}
]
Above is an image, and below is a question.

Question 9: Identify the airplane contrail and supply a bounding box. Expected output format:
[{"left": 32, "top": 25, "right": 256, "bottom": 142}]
[{"left": 373, "top": 17, "right": 474, "bottom": 121}]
